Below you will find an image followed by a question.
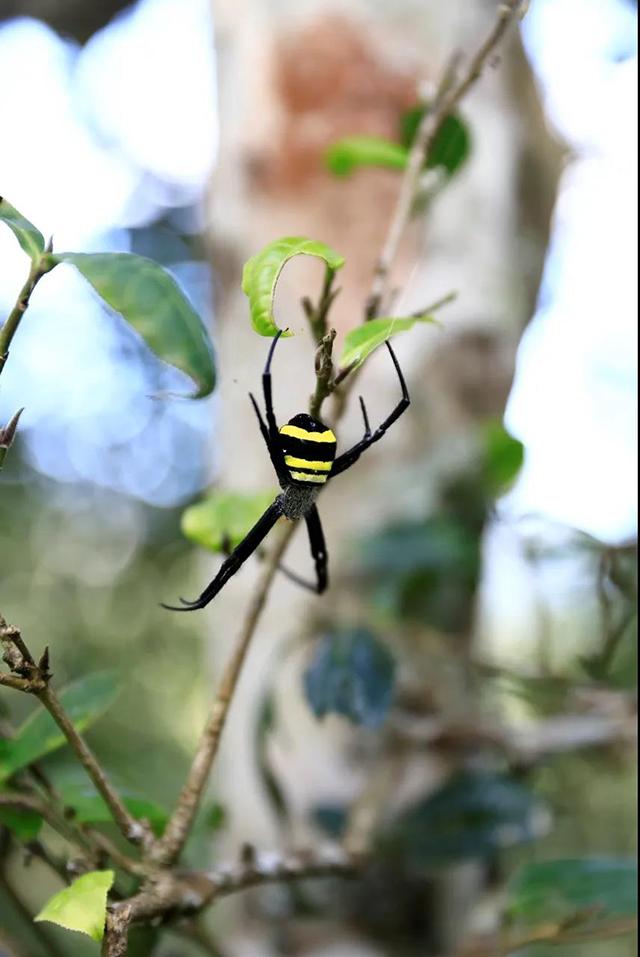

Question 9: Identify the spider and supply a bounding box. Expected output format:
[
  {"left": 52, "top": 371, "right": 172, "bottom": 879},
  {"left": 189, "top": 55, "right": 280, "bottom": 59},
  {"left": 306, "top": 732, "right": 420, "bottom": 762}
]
[{"left": 161, "top": 330, "right": 409, "bottom": 611}]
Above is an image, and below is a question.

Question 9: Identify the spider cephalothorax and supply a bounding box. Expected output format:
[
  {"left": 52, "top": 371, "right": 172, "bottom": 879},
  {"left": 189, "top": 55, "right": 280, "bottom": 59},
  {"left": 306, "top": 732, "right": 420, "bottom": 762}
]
[{"left": 162, "top": 331, "right": 409, "bottom": 611}]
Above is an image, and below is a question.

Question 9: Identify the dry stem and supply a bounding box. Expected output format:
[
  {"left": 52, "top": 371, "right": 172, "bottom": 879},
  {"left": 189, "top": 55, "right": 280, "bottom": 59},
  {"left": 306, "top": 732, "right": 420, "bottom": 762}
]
[{"left": 367, "top": 0, "right": 523, "bottom": 319}]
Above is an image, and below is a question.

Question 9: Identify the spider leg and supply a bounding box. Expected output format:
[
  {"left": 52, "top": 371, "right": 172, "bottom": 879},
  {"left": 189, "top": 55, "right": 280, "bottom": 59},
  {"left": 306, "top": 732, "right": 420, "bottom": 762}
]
[
  {"left": 305, "top": 504, "right": 328, "bottom": 593},
  {"left": 254, "top": 506, "right": 328, "bottom": 594},
  {"left": 249, "top": 392, "right": 288, "bottom": 486},
  {"left": 263, "top": 329, "right": 285, "bottom": 442},
  {"left": 358, "top": 395, "right": 372, "bottom": 438},
  {"left": 161, "top": 496, "right": 285, "bottom": 611},
  {"left": 331, "top": 340, "right": 409, "bottom": 477}
]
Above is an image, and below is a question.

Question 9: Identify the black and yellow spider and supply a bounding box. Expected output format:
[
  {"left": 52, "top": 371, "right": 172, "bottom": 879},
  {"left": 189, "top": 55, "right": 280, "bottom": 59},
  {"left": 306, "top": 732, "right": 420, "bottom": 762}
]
[{"left": 162, "top": 330, "right": 409, "bottom": 611}]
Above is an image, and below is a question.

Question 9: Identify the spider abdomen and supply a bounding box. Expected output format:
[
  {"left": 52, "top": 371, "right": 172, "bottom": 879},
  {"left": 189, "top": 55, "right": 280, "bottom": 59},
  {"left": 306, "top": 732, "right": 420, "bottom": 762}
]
[{"left": 279, "top": 413, "right": 336, "bottom": 486}]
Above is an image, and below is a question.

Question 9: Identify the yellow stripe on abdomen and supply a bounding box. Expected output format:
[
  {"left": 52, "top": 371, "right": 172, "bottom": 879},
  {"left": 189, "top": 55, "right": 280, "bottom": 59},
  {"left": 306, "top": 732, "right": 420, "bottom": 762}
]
[
  {"left": 284, "top": 455, "right": 332, "bottom": 471},
  {"left": 289, "top": 471, "right": 328, "bottom": 484},
  {"left": 279, "top": 425, "right": 336, "bottom": 443}
]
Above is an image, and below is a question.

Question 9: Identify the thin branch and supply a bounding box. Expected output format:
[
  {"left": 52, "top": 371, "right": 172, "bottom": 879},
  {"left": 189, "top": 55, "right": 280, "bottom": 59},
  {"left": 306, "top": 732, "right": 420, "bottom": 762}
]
[
  {"left": 111, "top": 845, "right": 358, "bottom": 927},
  {"left": 35, "top": 684, "right": 148, "bottom": 848},
  {"left": 342, "top": 752, "right": 404, "bottom": 857},
  {"left": 302, "top": 266, "right": 341, "bottom": 344},
  {"left": 207, "top": 844, "right": 357, "bottom": 899},
  {"left": 82, "top": 826, "right": 149, "bottom": 878},
  {"left": 309, "top": 328, "right": 337, "bottom": 419},
  {"left": 0, "top": 614, "right": 150, "bottom": 849},
  {"left": 102, "top": 904, "right": 133, "bottom": 957},
  {"left": 367, "top": 0, "right": 523, "bottom": 319},
  {"left": 409, "top": 289, "right": 458, "bottom": 318},
  {"left": 0, "top": 669, "right": 44, "bottom": 692},
  {"left": 151, "top": 520, "right": 297, "bottom": 866},
  {"left": 0, "top": 241, "right": 54, "bottom": 379}
]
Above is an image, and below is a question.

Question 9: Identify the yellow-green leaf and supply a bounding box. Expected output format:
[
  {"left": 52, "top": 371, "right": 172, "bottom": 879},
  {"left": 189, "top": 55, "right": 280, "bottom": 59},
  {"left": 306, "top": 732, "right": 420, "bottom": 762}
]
[
  {"left": 242, "top": 237, "right": 345, "bottom": 336},
  {"left": 54, "top": 252, "right": 215, "bottom": 398},
  {"left": 35, "top": 870, "right": 114, "bottom": 942},
  {"left": 182, "top": 490, "right": 279, "bottom": 552},
  {"left": 0, "top": 196, "right": 45, "bottom": 262},
  {"left": 339, "top": 315, "right": 438, "bottom": 371},
  {"left": 324, "top": 136, "right": 409, "bottom": 177}
]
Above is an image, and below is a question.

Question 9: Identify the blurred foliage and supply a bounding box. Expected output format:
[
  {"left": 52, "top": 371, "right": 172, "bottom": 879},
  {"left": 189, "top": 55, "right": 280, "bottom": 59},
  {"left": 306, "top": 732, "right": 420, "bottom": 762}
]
[
  {"left": 355, "top": 423, "right": 524, "bottom": 630},
  {"left": 339, "top": 314, "right": 439, "bottom": 371},
  {"left": 399, "top": 104, "right": 470, "bottom": 176},
  {"left": 324, "top": 101, "right": 470, "bottom": 180},
  {"left": 0, "top": 671, "right": 119, "bottom": 780},
  {"left": 324, "top": 135, "right": 411, "bottom": 176},
  {"left": 508, "top": 857, "right": 637, "bottom": 927},
  {"left": 182, "top": 489, "right": 279, "bottom": 553},
  {"left": 379, "top": 771, "right": 546, "bottom": 865},
  {"left": 304, "top": 626, "right": 395, "bottom": 729}
]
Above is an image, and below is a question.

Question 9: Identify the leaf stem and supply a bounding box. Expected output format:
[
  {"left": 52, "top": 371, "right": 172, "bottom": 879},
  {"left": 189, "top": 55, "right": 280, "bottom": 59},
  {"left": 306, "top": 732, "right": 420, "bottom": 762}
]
[
  {"left": 0, "top": 246, "right": 54, "bottom": 379},
  {"left": 36, "top": 684, "right": 148, "bottom": 847}
]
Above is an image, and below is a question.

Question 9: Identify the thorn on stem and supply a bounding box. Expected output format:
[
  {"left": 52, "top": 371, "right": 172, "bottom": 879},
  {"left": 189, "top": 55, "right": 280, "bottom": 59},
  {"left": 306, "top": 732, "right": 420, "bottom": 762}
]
[
  {"left": 38, "top": 645, "right": 51, "bottom": 678},
  {"left": 0, "top": 407, "right": 24, "bottom": 449}
]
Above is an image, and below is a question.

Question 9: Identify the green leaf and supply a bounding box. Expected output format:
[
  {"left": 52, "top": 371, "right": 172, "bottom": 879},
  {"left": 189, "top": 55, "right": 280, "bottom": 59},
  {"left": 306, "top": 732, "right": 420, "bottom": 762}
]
[
  {"left": 359, "top": 515, "right": 482, "bottom": 632},
  {"left": 0, "top": 196, "right": 45, "bottom": 262},
  {"left": 203, "top": 801, "right": 226, "bottom": 831},
  {"left": 58, "top": 782, "right": 167, "bottom": 835},
  {"left": 242, "top": 237, "right": 345, "bottom": 336},
  {"left": 0, "top": 805, "right": 43, "bottom": 840},
  {"left": 0, "top": 672, "right": 119, "bottom": 781},
  {"left": 35, "top": 869, "right": 114, "bottom": 942},
  {"left": 54, "top": 252, "right": 215, "bottom": 398},
  {"left": 509, "top": 858, "right": 638, "bottom": 927},
  {"left": 381, "top": 772, "right": 548, "bottom": 864},
  {"left": 312, "top": 804, "right": 347, "bottom": 839},
  {"left": 481, "top": 420, "right": 524, "bottom": 496},
  {"left": 182, "top": 490, "right": 279, "bottom": 553},
  {"left": 400, "top": 105, "right": 471, "bottom": 176},
  {"left": 324, "top": 136, "right": 410, "bottom": 177},
  {"left": 304, "top": 627, "right": 395, "bottom": 729},
  {"left": 340, "top": 315, "right": 438, "bottom": 371}
]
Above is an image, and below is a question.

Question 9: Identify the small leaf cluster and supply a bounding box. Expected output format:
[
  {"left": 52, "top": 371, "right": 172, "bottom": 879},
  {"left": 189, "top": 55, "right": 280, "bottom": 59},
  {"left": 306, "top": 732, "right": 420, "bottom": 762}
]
[{"left": 324, "top": 102, "right": 470, "bottom": 180}]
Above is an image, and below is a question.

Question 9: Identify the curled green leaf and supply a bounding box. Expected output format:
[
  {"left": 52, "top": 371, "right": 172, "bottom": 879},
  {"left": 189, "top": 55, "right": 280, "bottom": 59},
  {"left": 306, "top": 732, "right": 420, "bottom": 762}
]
[
  {"left": 324, "top": 136, "right": 409, "bottom": 177},
  {"left": 35, "top": 870, "right": 114, "bottom": 942},
  {"left": 339, "top": 315, "right": 438, "bottom": 371},
  {"left": 182, "top": 490, "right": 280, "bottom": 553},
  {"left": 0, "top": 197, "right": 46, "bottom": 262},
  {"left": 242, "top": 237, "right": 345, "bottom": 336},
  {"left": 54, "top": 252, "right": 215, "bottom": 398}
]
